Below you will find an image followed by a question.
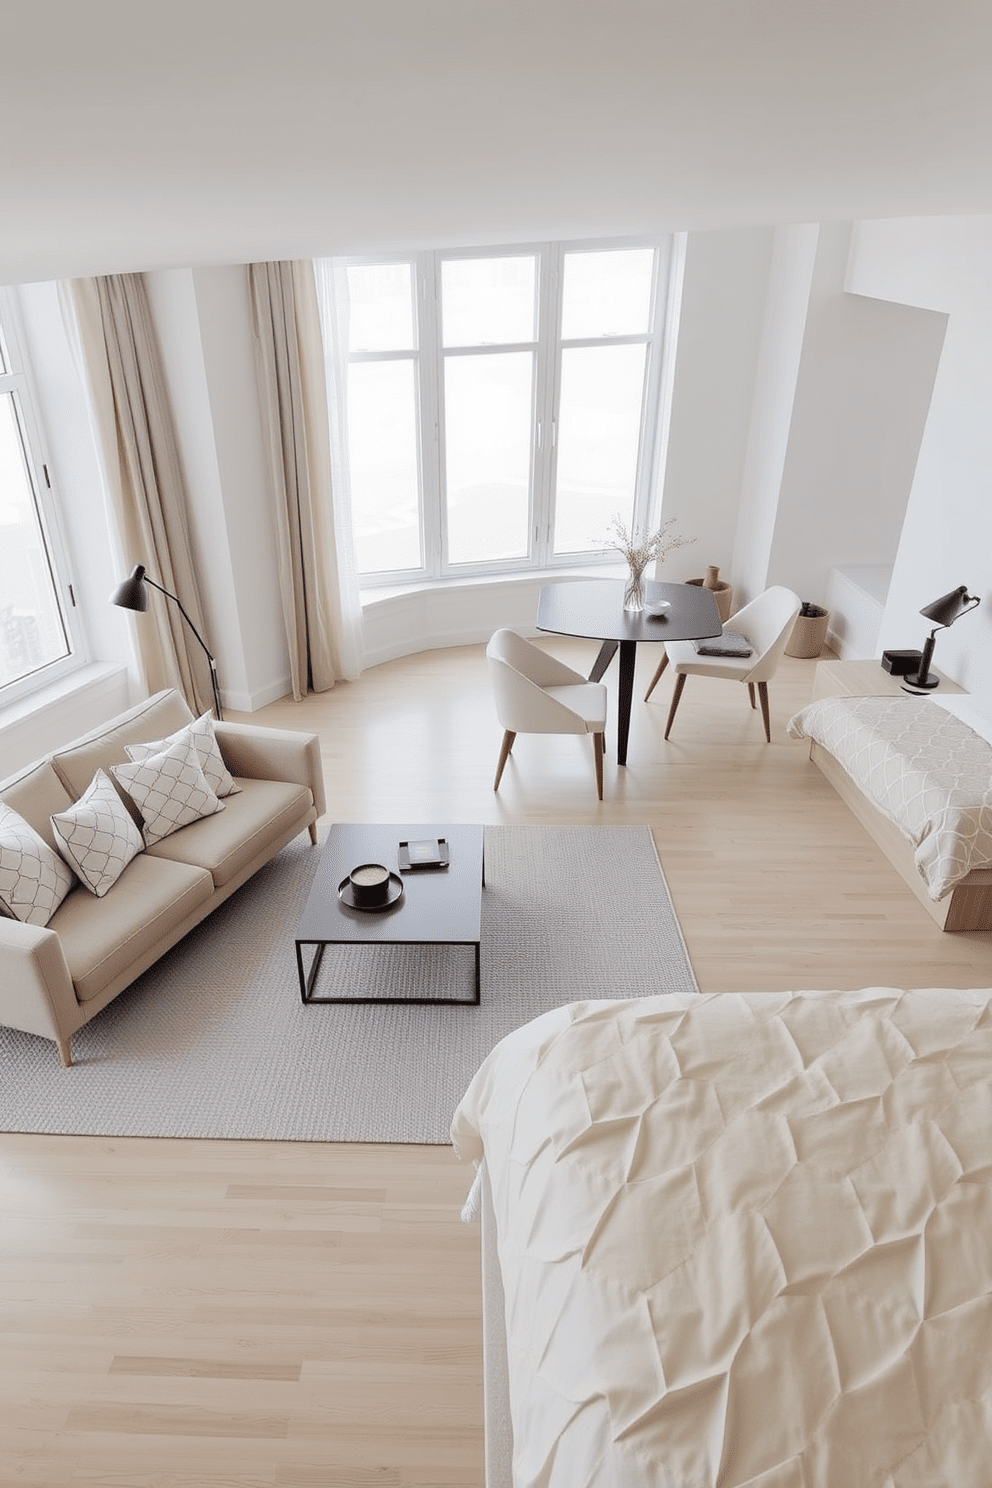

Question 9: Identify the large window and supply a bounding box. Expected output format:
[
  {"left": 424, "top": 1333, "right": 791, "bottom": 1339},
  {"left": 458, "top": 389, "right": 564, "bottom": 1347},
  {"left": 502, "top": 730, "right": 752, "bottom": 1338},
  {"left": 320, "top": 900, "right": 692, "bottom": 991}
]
[
  {"left": 338, "top": 241, "right": 675, "bottom": 584},
  {"left": 0, "top": 299, "right": 80, "bottom": 704}
]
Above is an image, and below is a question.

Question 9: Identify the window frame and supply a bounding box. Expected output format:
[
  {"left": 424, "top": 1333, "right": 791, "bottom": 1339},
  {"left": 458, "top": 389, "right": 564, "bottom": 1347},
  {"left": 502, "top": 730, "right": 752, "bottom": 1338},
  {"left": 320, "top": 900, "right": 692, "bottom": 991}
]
[
  {"left": 340, "top": 237, "right": 677, "bottom": 589},
  {"left": 0, "top": 289, "right": 86, "bottom": 709}
]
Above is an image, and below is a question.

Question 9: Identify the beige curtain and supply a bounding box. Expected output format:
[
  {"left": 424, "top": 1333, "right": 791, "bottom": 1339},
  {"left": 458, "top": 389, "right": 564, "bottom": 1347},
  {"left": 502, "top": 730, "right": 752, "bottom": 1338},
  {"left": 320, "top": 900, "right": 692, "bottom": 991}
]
[
  {"left": 67, "top": 274, "right": 215, "bottom": 717},
  {"left": 248, "top": 259, "right": 354, "bottom": 700}
]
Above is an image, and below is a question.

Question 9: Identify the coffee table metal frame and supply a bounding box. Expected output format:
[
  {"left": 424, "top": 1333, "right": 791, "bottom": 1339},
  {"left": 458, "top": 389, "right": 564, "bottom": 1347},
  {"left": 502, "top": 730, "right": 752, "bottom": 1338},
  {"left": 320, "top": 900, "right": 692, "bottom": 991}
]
[{"left": 295, "top": 823, "right": 485, "bottom": 1006}]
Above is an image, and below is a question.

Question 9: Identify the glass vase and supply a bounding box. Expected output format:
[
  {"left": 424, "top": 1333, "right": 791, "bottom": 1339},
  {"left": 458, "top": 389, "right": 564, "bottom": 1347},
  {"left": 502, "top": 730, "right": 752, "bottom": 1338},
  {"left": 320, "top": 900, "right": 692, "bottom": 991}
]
[{"left": 623, "top": 564, "right": 647, "bottom": 613}]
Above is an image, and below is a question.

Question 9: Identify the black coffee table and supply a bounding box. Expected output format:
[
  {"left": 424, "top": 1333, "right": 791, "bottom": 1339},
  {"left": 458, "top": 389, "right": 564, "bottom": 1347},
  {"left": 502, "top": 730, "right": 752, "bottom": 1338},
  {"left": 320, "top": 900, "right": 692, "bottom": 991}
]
[
  {"left": 537, "top": 578, "right": 722, "bottom": 765},
  {"left": 295, "top": 823, "right": 485, "bottom": 1005}
]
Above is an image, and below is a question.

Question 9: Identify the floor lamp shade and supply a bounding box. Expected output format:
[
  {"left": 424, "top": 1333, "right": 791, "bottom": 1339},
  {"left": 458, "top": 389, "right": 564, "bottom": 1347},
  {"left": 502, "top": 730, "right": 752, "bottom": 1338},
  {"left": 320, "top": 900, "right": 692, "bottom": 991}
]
[
  {"left": 110, "top": 564, "right": 223, "bottom": 719},
  {"left": 904, "top": 584, "right": 980, "bottom": 692}
]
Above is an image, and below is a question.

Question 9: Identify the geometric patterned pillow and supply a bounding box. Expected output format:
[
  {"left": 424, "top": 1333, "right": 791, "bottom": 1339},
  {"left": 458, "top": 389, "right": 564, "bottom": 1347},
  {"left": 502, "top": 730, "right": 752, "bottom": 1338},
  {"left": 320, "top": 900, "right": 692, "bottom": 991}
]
[
  {"left": 0, "top": 800, "right": 77, "bottom": 925},
  {"left": 50, "top": 770, "right": 144, "bottom": 897},
  {"left": 111, "top": 737, "right": 223, "bottom": 847},
  {"left": 124, "top": 712, "right": 240, "bottom": 798}
]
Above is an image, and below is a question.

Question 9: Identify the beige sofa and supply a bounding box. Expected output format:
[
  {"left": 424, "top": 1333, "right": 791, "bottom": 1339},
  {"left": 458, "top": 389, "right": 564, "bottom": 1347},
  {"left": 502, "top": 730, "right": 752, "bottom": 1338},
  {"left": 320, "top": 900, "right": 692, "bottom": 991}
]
[{"left": 0, "top": 689, "right": 325, "bottom": 1067}]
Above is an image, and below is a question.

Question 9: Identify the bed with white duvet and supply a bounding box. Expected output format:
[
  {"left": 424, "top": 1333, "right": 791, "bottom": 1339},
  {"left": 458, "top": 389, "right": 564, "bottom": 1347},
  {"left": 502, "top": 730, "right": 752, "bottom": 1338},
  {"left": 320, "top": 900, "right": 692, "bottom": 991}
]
[{"left": 452, "top": 989, "right": 992, "bottom": 1488}]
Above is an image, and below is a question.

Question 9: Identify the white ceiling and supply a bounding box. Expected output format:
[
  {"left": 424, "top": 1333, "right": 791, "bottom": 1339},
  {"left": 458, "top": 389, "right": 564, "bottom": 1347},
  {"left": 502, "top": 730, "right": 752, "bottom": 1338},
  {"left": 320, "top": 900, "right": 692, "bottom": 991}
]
[{"left": 4, "top": 0, "right": 992, "bottom": 286}]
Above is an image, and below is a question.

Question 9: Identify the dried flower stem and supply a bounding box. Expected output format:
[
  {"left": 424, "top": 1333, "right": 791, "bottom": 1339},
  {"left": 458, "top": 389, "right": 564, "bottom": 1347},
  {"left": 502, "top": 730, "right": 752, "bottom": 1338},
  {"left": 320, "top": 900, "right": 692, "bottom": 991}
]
[{"left": 601, "top": 515, "right": 695, "bottom": 573}]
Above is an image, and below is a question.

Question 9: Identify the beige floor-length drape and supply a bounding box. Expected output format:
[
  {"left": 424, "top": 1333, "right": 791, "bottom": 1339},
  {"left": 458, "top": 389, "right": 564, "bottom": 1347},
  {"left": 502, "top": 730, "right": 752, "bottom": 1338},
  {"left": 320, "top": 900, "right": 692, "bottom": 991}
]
[
  {"left": 248, "top": 259, "right": 357, "bottom": 700},
  {"left": 67, "top": 274, "right": 215, "bottom": 718}
]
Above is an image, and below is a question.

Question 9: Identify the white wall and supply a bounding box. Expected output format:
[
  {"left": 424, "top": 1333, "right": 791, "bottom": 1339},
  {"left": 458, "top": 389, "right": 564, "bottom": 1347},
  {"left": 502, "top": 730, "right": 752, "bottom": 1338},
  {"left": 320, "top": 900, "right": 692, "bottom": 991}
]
[
  {"left": 766, "top": 221, "right": 947, "bottom": 610},
  {"left": 730, "top": 223, "right": 820, "bottom": 606},
  {"left": 659, "top": 226, "right": 773, "bottom": 591},
  {"left": 848, "top": 217, "right": 992, "bottom": 701}
]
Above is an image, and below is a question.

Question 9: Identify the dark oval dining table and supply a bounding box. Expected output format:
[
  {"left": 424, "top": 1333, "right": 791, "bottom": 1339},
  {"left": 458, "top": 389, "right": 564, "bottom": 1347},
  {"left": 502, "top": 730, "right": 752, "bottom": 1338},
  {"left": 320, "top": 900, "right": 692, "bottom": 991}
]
[{"left": 536, "top": 577, "right": 722, "bottom": 765}]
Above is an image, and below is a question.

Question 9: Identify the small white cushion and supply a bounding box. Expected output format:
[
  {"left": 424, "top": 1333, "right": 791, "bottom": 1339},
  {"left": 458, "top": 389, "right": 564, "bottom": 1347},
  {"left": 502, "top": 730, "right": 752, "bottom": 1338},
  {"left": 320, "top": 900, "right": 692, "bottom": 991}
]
[
  {"left": 112, "top": 737, "right": 223, "bottom": 847},
  {"left": 124, "top": 712, "right": 240, "bottom": 798},
  {"left": 0, "top": 800, "right": 77, "bottom": 925},
  {"left": 51, "top": 770, "right": 144, "bottom": 898}
]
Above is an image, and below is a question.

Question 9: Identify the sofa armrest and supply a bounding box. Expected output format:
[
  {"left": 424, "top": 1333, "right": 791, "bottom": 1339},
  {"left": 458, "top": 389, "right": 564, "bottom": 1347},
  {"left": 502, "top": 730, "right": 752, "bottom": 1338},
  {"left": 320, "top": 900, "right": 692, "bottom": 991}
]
[
  {"left": 0, "top": 917, "right": 79, "bottom": 1061},
  {"left": 214, "top": 721, "right": 326, "bottom": 820}
]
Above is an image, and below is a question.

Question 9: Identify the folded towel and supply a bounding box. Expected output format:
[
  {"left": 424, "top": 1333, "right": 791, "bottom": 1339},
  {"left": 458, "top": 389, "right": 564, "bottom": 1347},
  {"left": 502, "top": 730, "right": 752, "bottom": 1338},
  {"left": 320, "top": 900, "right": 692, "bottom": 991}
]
[{"left": 693, "top": 629, "right": 753, "bottom": 657}]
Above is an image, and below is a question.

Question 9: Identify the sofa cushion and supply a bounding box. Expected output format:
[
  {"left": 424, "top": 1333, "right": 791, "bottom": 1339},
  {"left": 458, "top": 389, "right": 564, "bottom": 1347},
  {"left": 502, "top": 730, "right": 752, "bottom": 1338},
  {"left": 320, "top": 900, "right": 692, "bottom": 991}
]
[
  {"left": 50, "top": 689, "right": 195, "bottom": 807},
  {"left": 0, "top": 758, "right": 76, "bottom": 851},
  {"left": 51, "top": 770, "right": 145, "bottom": 897},
  {"left": 0, "top": 801, "right": 77, "bottom": 926},
  {"left": 125, "top": 712, "right": 241, "bottom": 799},
  {"left": 49, "top": 853, "right": 214, "bottom": 1003},
  {"left": 146, "top": 776, "right": 312, "bottom": 887},
  {"left": 112, "top": 737, "right": 223, "bottom": 846}
]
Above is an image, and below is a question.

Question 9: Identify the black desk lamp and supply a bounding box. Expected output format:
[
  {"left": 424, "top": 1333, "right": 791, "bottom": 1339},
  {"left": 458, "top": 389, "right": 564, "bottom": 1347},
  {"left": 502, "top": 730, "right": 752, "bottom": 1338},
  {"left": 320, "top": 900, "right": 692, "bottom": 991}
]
[
  {"left": 111, "top": 564, "right": 224, "bottom": 720},
  {"left": 903, "top": 585, "right": 980, "bottom": 692}
]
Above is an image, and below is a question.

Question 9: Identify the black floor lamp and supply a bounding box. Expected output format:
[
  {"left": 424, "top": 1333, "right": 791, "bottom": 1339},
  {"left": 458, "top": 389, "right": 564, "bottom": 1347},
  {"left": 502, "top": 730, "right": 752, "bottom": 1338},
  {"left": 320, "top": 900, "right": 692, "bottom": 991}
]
[
  {"left": 903, "top": 585, "right": 980, "bottom": 692},
  {"left": 111, "top": 564, "right": 224, "bottom": 720}
]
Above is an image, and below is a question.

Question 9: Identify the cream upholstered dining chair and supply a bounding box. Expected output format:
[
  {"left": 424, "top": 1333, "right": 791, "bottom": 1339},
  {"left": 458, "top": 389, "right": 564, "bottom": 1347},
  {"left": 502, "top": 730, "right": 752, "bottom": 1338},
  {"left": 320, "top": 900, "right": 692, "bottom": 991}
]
[
  {"left": 486, "top": 629, "right": 608, "bottom": 799},
  {"left": 644, "top": 585, "right": 801, "bottom": 742}
]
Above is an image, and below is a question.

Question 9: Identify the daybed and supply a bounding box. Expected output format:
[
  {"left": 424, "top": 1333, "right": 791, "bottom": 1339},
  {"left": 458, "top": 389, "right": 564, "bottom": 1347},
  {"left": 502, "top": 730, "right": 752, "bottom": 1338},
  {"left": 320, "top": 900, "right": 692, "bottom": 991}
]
[
  {"left": 788, "top": 692, "right": 992, "bottom": 931},
  {"left": 0, "top": 688, "right": 325, "bottom": 1066},
  {"left": 452, "top": 989, "right": 992, "bottom": 1488}
]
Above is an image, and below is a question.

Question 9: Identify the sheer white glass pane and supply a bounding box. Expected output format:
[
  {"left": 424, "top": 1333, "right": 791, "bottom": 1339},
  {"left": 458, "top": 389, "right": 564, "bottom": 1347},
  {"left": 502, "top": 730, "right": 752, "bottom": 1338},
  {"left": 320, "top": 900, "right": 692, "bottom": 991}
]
[
  {"left": 561, "top": 249, "right": 655, "bottom": 340},
  {"left": 441, "top": 257, "right": 536, "bottom": 347},
  {"left": 347, "top": 361, "right": 422, "bottom": 575},
  {"left": 444, "top": 352, "right": 533, "bottom": 565},
  {"left": 346, "top": 263, "right": 415, "bottom": 353},
  {"left": 0, "top": 393, "right": 70, "bottom": 689},
  {"left": 553, "top": 344, "right": 647, "bottom": 555}
]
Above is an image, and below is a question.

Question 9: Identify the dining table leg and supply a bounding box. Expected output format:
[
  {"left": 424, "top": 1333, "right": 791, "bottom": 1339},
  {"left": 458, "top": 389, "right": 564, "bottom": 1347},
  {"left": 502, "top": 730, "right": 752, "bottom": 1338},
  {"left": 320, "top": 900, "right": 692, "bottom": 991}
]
[
  {"left": 616, "top": 639, "right": 637, "bottom": 765},
  {"left": 588, "top": 638, "right": 618, "bottom": 682}
]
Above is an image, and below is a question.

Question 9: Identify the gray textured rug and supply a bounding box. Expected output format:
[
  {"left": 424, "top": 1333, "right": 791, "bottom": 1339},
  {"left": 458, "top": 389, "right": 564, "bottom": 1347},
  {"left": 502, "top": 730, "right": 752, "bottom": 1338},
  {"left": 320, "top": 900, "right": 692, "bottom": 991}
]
[{"left": 0, "top": 826, "right": 696, "bottom": 1144}]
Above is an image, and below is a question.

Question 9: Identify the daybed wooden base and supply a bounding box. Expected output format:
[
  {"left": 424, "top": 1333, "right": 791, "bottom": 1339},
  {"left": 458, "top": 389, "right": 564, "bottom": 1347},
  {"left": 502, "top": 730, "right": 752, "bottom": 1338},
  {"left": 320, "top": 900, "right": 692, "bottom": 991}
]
[{"left": 810, "top": 740, "right": 992, "bottom": 932}]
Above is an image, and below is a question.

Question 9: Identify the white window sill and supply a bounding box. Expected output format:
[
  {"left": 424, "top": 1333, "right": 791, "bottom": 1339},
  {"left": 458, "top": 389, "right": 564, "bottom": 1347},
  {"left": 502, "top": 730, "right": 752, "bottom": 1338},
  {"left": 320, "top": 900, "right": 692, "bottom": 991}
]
[
  {"left": 0, "top": 661, "right": 126, "bottom": 731},
  {"left": 0, "top": 661, "right": 131, "bottom": 780},
  {"left": 360, "top": 560, "right": 628, "bottom": 608}
]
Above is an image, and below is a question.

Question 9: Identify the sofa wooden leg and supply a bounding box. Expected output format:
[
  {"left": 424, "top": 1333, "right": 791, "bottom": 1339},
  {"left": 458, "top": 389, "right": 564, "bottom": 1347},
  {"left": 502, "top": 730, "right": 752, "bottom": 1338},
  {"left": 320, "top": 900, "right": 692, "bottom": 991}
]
[
  {"left": 57, "top": 1037, "right": 72, "bottom": 1068},
  {"left": 308, "top": 822, "right": 318, "bottom": 845}
]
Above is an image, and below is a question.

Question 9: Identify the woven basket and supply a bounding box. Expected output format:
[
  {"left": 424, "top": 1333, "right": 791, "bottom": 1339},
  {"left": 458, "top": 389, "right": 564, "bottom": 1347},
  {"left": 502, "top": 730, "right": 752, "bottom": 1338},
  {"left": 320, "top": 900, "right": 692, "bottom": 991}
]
[
  {"left": 785, "top": 606, "right": 829, "bottom": 658},
  {"left": 686, "top": 577, "right": 733, "bottom": 623}
]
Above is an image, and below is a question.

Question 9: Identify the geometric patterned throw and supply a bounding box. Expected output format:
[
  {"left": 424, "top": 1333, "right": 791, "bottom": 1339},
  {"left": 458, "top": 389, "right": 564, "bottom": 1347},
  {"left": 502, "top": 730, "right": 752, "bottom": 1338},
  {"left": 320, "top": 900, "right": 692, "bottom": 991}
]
[
  {"left": 0, "top": 800, "right": 77, "bottom": 925},
  {"left": 788, "top": 694, "right": 992, "bottom": 900},
  {"left": 50, "top": 768, "right": 145, "bottom": 897},
  {"left": 125, "top": 712, "right": 240, "bottom": 799},
  {"left": 112, "top": 736, "right": 223, "bottom": 846}
]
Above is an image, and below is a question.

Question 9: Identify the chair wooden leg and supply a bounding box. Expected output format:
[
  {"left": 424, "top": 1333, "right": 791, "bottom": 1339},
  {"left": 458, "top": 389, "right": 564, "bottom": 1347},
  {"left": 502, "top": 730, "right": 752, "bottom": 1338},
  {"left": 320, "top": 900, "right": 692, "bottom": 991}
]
[
  {"left": 308, "top": 822, "right": 318, "bottom": 845},
  {"left": 757, "top": 681, "right": 771, "bottom": 742},
  {"left": 664, "top": 674, "right": 687, "bottom": 739},
  {"left": 493, "top": 730, "right": 516, "bottom": 790},
  {"left": 592, "top": 732, "right": 604, "bottom": 800},
  {"left": 57, "top": 1036, "right": 72, "bottom": 1068},
  {"left": 644, "top": 650, "right": 669, "bottom": 701},
  {"left": 747, "top": 682, "right": 756, "bottom": 709}
]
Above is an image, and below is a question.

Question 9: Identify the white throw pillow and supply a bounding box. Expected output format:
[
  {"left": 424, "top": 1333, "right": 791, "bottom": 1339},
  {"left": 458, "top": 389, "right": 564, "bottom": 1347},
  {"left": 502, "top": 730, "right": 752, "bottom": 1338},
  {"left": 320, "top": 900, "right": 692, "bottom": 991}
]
[
  {"left": 112, "top": 737, "right": 223, "bottom": 847},
  {"left": 124, "top": 712, "right": 240, "bottom": 798},
  {"left": 0, "top": 801, "right": 77, "bottom": 925},
  {"left": 51, "top": 770, "right": 144, "bottom": 897}
]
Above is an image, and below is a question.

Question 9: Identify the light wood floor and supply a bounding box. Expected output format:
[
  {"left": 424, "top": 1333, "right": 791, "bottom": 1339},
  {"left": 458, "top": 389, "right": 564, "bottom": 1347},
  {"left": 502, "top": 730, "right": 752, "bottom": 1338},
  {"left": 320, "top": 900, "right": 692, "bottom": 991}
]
[{"left": 2, "top": 641, "right": 989, "bottom": 1484}]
